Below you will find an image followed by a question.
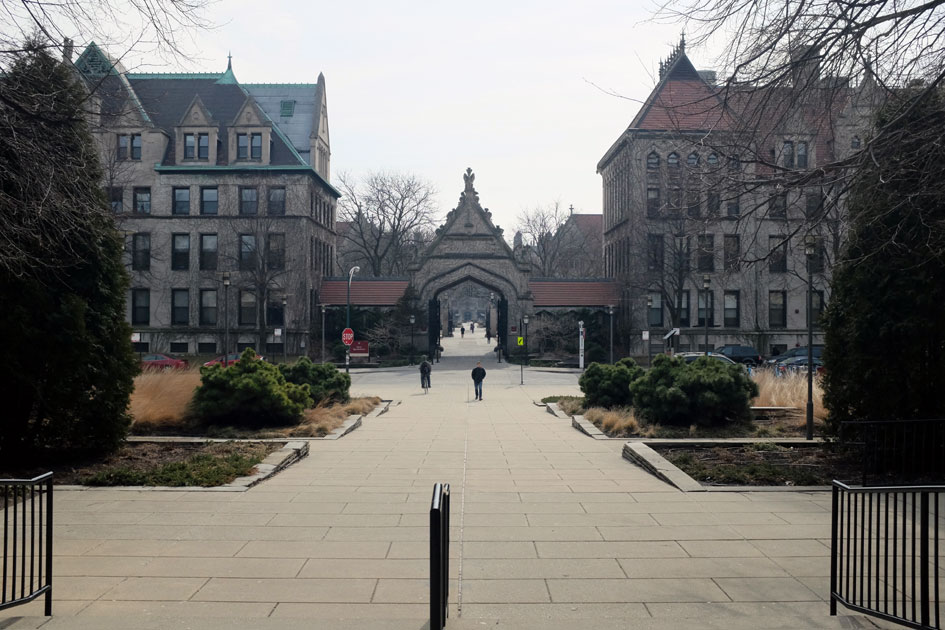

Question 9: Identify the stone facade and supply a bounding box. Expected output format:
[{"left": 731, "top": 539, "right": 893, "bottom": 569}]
[{"left": 75, "top": 44, "right": 339, "bottom": 357}]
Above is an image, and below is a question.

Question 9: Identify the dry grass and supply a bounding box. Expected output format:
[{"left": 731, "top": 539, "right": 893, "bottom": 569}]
[
  {"left": 584, "top": 407, "right": 640, "bottom": 436},
  {"left": 129, "top": 368, "right": 202, "bottom": 432},
  {"left": 752, "top": 370, "right": 827, "bottom": 421},
  {"left": 287, "top": 397, "right": 382, "bottom": 437},
  {"left": 557, "top": 397, "right": 585, "bottom": 416}
]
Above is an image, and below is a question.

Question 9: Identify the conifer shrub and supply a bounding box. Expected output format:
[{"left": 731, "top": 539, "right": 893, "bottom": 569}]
[
  {"left": 279, "top": 357, "right": 351, "bottom": 404},
  {"left": 578, "top": 359, "right": 644, "bottom": 409},
  {"left": 630, "top": 354, "right": 757, "bottom": 426},
  {"left": 192, "top": 349, "right": 312, "bottom": 427}
]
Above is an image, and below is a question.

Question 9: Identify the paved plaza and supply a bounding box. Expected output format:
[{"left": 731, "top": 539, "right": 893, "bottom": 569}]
[{"left": 1, "top": 329, "right": 893, "bottom": 629}]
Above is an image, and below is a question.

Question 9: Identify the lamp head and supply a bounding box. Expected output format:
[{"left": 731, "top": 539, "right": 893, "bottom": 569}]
[
  {"left": 523, "top": 314, "right": 529, "bottom": 325},
  {"left": 805, "top": 234, "right": 816, "bottom": 256},
  {"left": 702, "top": 274, "right": 711, "bottom": 289},
  {"left": 222, "top": 271, "right": 230, "bottom": 287},
  {"left": 410, "top": 315, "right": 415, "bottom": 324}
]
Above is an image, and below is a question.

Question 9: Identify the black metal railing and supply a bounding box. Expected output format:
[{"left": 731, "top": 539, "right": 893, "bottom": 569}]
[
  {"left": 840, "top": 419, "right": 945, "bottom": 485},
  {"left": 1, "top": 473, "right": 53, "bottom": 615},
  {"left": 831, "top": 481, "right": 941, "bottom": 629},
  {"left": 430, "top": 482, "right": 450, "bottom": 629}
]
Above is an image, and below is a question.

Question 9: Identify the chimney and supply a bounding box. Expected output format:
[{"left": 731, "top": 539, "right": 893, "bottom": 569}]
[
  {"left": 62, "top": 38, "right": 74, "bottom": 63},
  {"left": 790, "top": 45, "right": 821, "bottom": 88},
  {"left": 698, "top": 70, "right": 717, "bottom": 86}
]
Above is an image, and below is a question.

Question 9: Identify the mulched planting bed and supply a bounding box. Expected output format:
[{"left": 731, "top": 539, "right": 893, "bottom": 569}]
[
  {"left": 654, "top": 443, "right": 861, "bottom": 486},
  {"left": 2, "top": 441, "right": 283, "bottom": 487}
]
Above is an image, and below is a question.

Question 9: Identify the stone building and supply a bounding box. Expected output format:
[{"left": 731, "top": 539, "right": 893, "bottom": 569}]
[
  {"left": 74, "top": 44, "right": 339, "bottom": 357},
  {"left": 598, "top": 39, "right": 871, "bottom": 357}
]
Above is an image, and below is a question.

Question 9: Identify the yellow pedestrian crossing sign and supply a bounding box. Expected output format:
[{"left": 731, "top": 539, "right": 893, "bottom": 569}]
[{"left": 517, "top": 336, "right": 524, "bottom": 346}]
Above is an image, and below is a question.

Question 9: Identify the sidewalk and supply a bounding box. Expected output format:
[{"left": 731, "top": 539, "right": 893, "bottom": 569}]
[{"left": 1, "top": 330, "right": 891, "bottom": 628}]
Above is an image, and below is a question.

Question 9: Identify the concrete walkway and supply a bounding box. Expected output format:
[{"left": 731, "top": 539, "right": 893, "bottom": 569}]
[{"left": 1, "top": 328, "right": 892, "bottom": 629}]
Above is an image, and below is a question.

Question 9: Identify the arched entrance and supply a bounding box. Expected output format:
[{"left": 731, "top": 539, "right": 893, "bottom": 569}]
[{"left": 408, "top": 169, "right": 533, "bottom": 359}]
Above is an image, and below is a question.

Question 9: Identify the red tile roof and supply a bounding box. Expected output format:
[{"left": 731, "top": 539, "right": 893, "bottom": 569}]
[
  {"left": 530, "top": 280, "right": 618, "bottom": 307},
  {"left": 630, "top": 55, "right": 733, "bottom": 132},
  {"left": 320, "top": 279, "right": 408, "bottom": 306}
]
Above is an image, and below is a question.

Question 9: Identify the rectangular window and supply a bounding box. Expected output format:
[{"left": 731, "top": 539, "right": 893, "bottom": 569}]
[
  {"left": 131, "top": 288, "right": 150, "bottom": 325},
  {"left": 646, "top": 234, "right": 664, "bottom": 271},
  {"left": 769, "top": 290, "right": 787, "bottom": 328},
  {"left": 678, "top": 290, "right": 690, "bottom": 327},
  {"left": 237, "top": 133, "right": 249, "bottom": 159},
  {"left": 169, "top": 342, "right": 188, "bottom": 354},
  {"left": 810, "top": 290, "right": 825, "bottom": 328},
  {"left": 768, "top": 193, "right": 787, "bottom": 218},
  {"left": 797, "top": 141, "right": 808, "bottom": 168},
  {"left": 200, "top": 289, "right": 218, "bottom": 326},
  {"left": 133, "top": 187, "right": 151, "bottom": 214},
  {"left": 667, "top": 188, "right": 682, "bottom": 215},
  {"left": 117, "top": 134, "right": 128, "bottom": 160},
  {"left": 268, "top": 187, "right": 286, "bottom": 216},
  {"left": 723, "top": 234, "right": 740, "bottom": 271},
  {"left": 132, "top": 233, "right": 150, "bottom": 271},
  {"left": 240, "top": 187, "right": 258, "bottom": 215},
  {"left": 199, "top": 234, "right": 218, "bottom": 271},
  {"left": 686, "top": 189, "right": 701, "bottom": 218},
  {"left": 646, "top": 187, "right": 661, "bottom": 218},
  {"left": 171, "top": 289, "right": 189, "bottom": 326},
  {"left": 130, "top": 134, "right": 142, "bottom": 160},
  {"left": 808, "top": 237, "right": 825, "bottom": 273},
  {"left": 724, "top": 291, "right": 740, "bottom": 327},
  {"left": 267, "top": 233, "right": 286, "bottom": 270},
  {"left": 697, "top": 234, "right": 714, "bottom": 272},
  {"left": 239, "top": 234, "right": 256, "bottom": 270},
  {"left": 198, "top": 341, "right": 217, "bottom": 354},
  {"left": 267, "top": 298, "right": 285, "bottom": 327},
  {"left": 769, "top": 236, "right": 787, "bottom": 272},
  {"left": 200, "top": 187, "right": 218, "bottom": 215},
  {"left": 183, "top": 133, "right": 195, "bottom": 159},
  {"left": 280, "top": 100, "right": 296, "bottom": 117},
  {"left": 198, "top": 133, "right": 209, "bottom": 159},
  {"left": 251, "top": 133, "right": 262, "bottom": 159},
  {"left": 805, "top": 192, "right": 825, "bottom": 220},
  {"left": 783, "top": 140, "right": 794, "bottom": 168},
  {"left": 647, "top": 292, "right": 662, "bottom": 328},
  {"left": 109, "top": 187, "right": 123, "bottom": 213},
  {"left": 239, "top": 291, "right": 256, "bottom": 326},
  {"left": 707, "top": 191, "right": 721, "bottom": 216},
  {"left": 172, "top": 187, "right": 190, "bottom": 215},
  {"left": 171, "top": 234, "right": 190, "bottom": 271},
  {"left": 698, "top": 290, "right": 714, "bottom": 327},
  {"left": 726, "top": 197, "right": 740, "bottom": 217}
]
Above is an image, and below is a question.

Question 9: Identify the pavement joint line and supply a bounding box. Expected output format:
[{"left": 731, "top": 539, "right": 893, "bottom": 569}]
[{"left": 456, "top": 392, "right": 471, "bottom": 617}]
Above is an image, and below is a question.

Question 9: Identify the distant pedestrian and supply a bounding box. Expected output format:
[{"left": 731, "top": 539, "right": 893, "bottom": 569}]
[
  {"left": 461, "top": 326, "right": 465, "bottom": 338},
  {"left": 419, "top": 356, "right": 432, "bottom": 391},
  {"left": 470, "top": 323, "right": 475, "bottom": 333},
  {"left": 471, "top": 361, "right": 486, "bottom": 400}
]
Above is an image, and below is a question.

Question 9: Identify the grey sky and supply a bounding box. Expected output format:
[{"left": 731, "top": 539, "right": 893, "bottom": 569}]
[{"left": 139, "top": 1, "right": 691, "bottom": 230}]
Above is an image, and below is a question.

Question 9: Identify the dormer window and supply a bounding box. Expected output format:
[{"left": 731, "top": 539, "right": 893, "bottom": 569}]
[
  {"left": 117, "top": 133, "right": 141, "bottom": 160},
  {"left": 237, "top": 133, "right": 263, "bottom": 160}
]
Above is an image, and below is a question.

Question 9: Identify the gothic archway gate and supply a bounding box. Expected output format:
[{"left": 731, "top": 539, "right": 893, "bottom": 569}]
[{"left": 408, "top": 169, "right": 533, "bottom": 359}]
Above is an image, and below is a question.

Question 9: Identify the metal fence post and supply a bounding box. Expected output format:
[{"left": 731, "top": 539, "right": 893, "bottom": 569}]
[
  {"left": 830, "top": 483, "right": 839, "bottom": 616},
  {"left": 920, "top": 491, "right": 930, "bottom": 628},
  {"left": 430, "top": 483, "right": 450, "bottom": 629}
]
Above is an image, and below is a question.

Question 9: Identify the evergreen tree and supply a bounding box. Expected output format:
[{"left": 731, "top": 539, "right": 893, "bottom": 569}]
[
  {"left": 822, "top": 88, "right": 945, "bottom": 429},
  {"left": 0, "top": 41, "right": 138, "bottom": 459}
]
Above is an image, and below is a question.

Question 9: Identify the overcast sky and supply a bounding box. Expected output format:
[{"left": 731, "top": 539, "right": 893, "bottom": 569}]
[{"left": 133, "top": 1, "right": 695, "bottom": 231}]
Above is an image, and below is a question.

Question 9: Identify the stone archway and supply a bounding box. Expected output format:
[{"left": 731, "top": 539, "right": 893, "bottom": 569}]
[{"left": 408, "top": 169, "right": 533, "bottom": 357}]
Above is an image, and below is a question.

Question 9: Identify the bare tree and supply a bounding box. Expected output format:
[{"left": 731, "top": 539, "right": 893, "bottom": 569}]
[
  {"left": 515, "top": 202, "right": 570, "bottom": 277},
  {"left": 336, "top": 172, "right": 439, "bottom": 277}
]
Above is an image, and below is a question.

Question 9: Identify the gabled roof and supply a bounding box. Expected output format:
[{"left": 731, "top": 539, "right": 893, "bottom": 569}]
[
  {"left": 566, "top": 214, "right": 602, "bottom": 236},
  {"left": 320, "top": 279, "right": 409, "bottom": 306},
  {"left": 529, "top": 280, "right": 618, "bottom": 307}
]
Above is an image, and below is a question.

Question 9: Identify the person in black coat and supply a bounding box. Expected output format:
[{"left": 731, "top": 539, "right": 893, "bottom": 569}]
[
  {"left": 471, "top": 361, "right": 486, "bottom": 400},
  {"left": 419, "top": 356, "right": 432, "bottom": 390}
]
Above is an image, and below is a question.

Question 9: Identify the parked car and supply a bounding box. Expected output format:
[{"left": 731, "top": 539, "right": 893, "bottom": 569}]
[
  {"left": 714, "top": 344, "right": 763, "bottom": 365},
  {"left": 140, "top": 353, "right": 188, "bottom": 371},
  {"left": 765, "top": 345, "right": 823, "bottom": 366},
  {"left": 202, "top": 352, "right": 264, "bottom": 367},
  {"left": 676, "top": 352, "right": 739, "bottom": 366},
  {"left": 776, "top": 355, "right": 824, "bottom": 375}
]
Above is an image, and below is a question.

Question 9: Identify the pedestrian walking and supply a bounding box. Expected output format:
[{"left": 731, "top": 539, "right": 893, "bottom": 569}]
[
  {"left": 419, "top": 356, "right": 432, "bottom": 392},
  {"left": 471, "top": 361, "right": 486, "bottom": 400},
  {"left": 461, "top": 325, "right": 465, "bottom": 338},
  {"left": 470, "top": 323, "right": 474, "bottom": 333}
]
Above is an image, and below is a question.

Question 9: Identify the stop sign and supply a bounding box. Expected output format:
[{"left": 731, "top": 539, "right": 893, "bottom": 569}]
[{"left": 342, "top": 328, "right": 354, "bottom": 346}]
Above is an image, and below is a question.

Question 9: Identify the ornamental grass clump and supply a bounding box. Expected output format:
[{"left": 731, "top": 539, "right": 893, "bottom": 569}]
[{"left": 191, "top": 348, "right": 312, "bottom": 428}]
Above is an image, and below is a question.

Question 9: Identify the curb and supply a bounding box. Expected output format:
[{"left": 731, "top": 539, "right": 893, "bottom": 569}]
[
  {"left": 571, "top": 415, "right": 607, "bottom": 439},
  {"left": 544, "top": 402, "right": 571, "bottom": 419}
]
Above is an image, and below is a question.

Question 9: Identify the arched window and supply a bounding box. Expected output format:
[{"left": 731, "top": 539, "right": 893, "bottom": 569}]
[
  {"left": 667, "top": 152, "right": 680, "bottom": 167},
  {"left": 687, "top": 152, "right": 699, "bottom": 166},
  {"left": 646, "top": 152, "right": 660, "bottom": 169},
  {"left": 707, "top": 152, "right": 719, "bottom": 166}
]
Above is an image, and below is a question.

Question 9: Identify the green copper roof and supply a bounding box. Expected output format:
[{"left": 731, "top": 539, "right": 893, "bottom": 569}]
[
  {"left": 216, "top": 55, "right": 238, "bottom": 84},
  {"left": 127, "top": 73, "right": 222, "bottom": 80},
  {"left": 243, "top": 83, "right": 317, "bottom": 88}
]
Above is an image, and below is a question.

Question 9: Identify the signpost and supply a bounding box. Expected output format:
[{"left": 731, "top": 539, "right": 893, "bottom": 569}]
[
  {"left": 517, "top": 336, "right": 524, "bottom": 346},
  {"left": 350, "top": 340, "right": 369, "bottom": 358},
  {"left": 342, "top": 327, "right": 354, "bottom": 372},
  {"left": 578, "top": 321, "right": 585, "bottom": 370}
]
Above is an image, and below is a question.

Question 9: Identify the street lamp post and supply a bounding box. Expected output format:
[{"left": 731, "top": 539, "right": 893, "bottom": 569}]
[
  {"left": 320, "top": 304, "right": 326, "bottom": 363},
  {"left": 521, "top": 314, "right": 529, "bottom": 385},
  {"left": 805, "top": 235, "right": 816, "bottom": 440},
  {"left": 222, "top": 272, "right": 231, "bottom": 367},
  {"left": 282, "top": 294, "right": 288, "bottom": 364},
  {"left": 409, "top": 314, "right": 416, "bottom": 362},
  {"left": 702, "top": 274, "right": 711, "bottom": 356},
  {"left": 346, "top": 266, "right": 360, "bottom": 373},
  {"left": 646, "top": 295, "right": 653, "bottom": 367},
  {"left": 608, "top": 304, "right": 614, "bottom": 364}
]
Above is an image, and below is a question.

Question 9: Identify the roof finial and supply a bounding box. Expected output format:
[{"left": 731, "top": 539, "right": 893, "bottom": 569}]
[
  {"left": 680, "top": 31, "right": 686, "bottom": 52},
  {"left": 226, "top": 51, "right": 232, "bottom": 72}
]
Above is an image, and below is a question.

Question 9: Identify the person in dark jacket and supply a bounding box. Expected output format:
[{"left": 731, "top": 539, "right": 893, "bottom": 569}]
[
  {"left": 471, "top": 361, "right": 486, "bottom": 400},
  {"left": 419, "top": 356, "right": 432, "bottom": 391}
]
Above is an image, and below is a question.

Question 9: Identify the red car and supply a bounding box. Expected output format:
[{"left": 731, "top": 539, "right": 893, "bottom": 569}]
[
  {"left": 140, "top": 353, "right": 188, "bottom": 371},
  {"left": 203, "top": 352, "right": 264, "bottom": 367}
]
